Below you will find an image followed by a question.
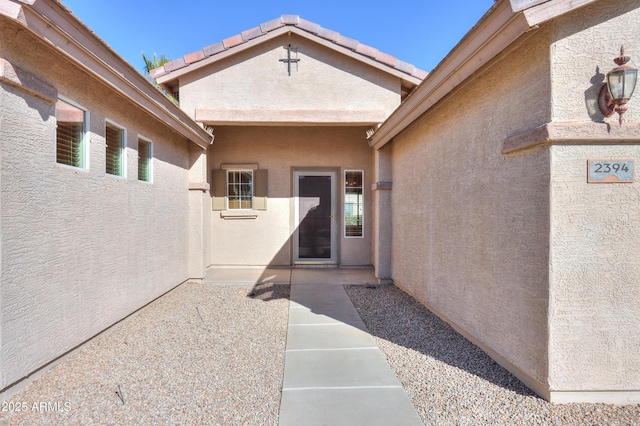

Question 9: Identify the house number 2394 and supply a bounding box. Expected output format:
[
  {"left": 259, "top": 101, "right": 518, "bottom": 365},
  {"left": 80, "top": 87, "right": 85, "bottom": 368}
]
[{"left": 587, "top": 160, "right": 634, "bottom": 183}]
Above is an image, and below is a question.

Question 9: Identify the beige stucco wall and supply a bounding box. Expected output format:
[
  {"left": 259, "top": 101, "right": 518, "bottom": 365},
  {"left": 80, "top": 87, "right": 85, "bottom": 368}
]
[
  {"left": 187, "top": 147, "right": 211, "bottom": 279},
  {"left": 0, "top": 18, "right": 194, "bottom": 392},
  {"left": 389, "top": 26, "right": 553, "bottom": 389},
  {"left": 546, "top": 0, "right": 640, "bottom": 397},
  {"left": 178, "top": 32, "right": 402, "bottom": 121},
  {"left": 390, "top": 0, "right": 640, "bottom": 402},
  {"left": 208, "top": 126, "right": 373, "bottom": 266},
  {"left": 549, "top": 144, "right": 640, "bottom": 395}
]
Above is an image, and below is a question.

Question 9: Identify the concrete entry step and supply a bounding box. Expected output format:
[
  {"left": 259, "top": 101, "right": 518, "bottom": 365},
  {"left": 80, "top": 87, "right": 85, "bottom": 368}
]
[
  {"left": 290, "top": 268, "right": 378, "bottom": 285},
  {"left": 279, "top": 284, "right": 423, "bottom": 425},
  {"left": 202, "top": 266, "right": 379, "bottom": 286},
  {"left": 202, "top": 266, "right": 292, "bottom": 285}
]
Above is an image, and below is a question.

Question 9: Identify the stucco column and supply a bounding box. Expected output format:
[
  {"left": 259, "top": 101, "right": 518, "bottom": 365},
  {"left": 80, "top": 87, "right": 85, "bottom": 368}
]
[
  {"left": 372, "top": 144, "right": 392, "bottom": 284},
  {"left": 187, "top": 146, "right": 210, "bottom": 279}
]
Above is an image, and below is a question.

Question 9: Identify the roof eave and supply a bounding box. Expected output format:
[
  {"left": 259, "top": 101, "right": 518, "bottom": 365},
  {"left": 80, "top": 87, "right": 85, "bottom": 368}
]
[
  {"left": 519, "top": 0, "right": 598, "bottom": 26},
  {"left": 369, "top": 0, "right": 599, "bottom": 150},
  {"left": 1, "top": 0, "right": 212, "bottom": 149}
]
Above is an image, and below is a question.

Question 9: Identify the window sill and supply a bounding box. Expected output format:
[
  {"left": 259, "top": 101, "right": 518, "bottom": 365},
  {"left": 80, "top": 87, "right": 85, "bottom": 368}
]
[
  {"left": 220, "top": 211, "right": 258, "bottom": 220},
  {"left": 55, "top": 162, "right": 89, "bottom": 173},
  {"left": 106, "top": 172, "right": 126, "bottom": 179}
]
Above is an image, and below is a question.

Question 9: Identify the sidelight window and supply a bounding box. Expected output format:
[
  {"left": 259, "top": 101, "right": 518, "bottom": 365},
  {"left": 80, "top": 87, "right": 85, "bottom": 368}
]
[{"left": 344, "top": 170, "right": 363, "bottom": 237}]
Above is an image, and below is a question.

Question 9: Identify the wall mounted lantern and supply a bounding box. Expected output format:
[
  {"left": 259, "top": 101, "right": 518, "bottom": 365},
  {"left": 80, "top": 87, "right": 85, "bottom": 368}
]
[{"left": 598, "top": 45, "right": 638, "bottom": 125}]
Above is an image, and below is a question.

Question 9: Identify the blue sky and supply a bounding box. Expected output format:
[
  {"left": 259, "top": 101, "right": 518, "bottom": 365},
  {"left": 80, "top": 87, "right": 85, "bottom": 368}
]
[{"left": 60, "top": 0, "right": 495, "bottom": 75}]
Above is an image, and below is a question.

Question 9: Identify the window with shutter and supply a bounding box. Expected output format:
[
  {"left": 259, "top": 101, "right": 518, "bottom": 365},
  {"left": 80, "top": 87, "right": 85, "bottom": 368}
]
[
  {"left": 55, "top": 98, "right": 86, "bottom": 168},
  {"left": 106, "top": 121, "right": 125, "bottom": 176},
  {"left": 138, "top": 138, "right": 152, "bottom": 182},
  {"left": 212, "top": 166, "right": 267, "bottom": 212}
]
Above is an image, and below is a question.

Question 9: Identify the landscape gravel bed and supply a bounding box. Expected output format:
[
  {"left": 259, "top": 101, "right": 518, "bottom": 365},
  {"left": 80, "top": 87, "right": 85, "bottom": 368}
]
[
  {"left": 0, "top": 281, "right": 290, "bottom": 425},
  {"left": 344, "top": 284, "right": 640, "bottom": 426},
  {"left": 3, "top": 279, "right": 639, "bottom": 425}
]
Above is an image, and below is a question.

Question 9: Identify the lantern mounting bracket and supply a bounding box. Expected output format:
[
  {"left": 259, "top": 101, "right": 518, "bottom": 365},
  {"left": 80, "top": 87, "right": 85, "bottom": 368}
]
[{"left": 598, "top": 84, "right": 617, "bottom": 118}]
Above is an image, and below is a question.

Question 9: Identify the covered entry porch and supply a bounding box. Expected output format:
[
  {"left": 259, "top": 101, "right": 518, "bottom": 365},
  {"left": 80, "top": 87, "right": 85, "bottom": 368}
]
[{"left": 207, "top": 126, "right": 374, "bottom": 269}]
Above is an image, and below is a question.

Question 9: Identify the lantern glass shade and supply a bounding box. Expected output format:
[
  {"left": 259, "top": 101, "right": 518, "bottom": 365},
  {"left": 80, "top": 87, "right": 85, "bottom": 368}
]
[{"left": 607, "top": 68, "right": 638, "bottom": 100}]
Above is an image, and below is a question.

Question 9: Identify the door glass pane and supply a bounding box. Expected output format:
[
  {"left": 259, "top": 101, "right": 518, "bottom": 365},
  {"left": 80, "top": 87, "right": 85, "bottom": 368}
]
[{"left": 298, "top": 175, "right": 331, "bottom": 259}]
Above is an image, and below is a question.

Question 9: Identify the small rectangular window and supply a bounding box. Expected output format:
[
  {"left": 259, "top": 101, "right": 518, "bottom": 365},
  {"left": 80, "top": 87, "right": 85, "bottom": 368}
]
[
  {"left": 138, "top": 138, "right": 152, "bottom": 182},
  {"left": 213, "top": 167, "right": 266, "bottom": 211},
  {"left": 345, "top": 170, "right": 363, "bottom": 238},
  {"left": 227, "top": 170, "right": 253, "bottom": 209},
  {"left": 55, "top": 98, "right": 86, "bottom": 168},
  {"left": 106, "top": 121, "right": 125, "bottom": 176}
]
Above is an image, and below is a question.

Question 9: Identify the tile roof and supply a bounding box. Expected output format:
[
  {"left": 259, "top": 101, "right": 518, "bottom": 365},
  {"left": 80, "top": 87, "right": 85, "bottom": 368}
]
[{"left": 151, "top": 15, "right": 428, "bottom": 81}]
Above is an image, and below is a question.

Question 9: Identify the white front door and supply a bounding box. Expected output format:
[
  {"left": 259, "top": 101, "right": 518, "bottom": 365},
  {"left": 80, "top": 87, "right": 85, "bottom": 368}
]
[{"left": 293, "top": 171, "right": 337, "bottom": 264}]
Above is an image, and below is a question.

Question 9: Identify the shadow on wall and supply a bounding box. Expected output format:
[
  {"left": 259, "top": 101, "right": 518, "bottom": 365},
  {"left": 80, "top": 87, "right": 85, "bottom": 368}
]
[{"left": 585, "top": 66, "right": 609, "bottom": 123}]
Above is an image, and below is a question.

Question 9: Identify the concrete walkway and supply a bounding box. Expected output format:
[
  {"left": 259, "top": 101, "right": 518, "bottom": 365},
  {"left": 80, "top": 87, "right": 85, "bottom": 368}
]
[{"left": 204, "top": 267, "right": 423, "bottom": 425}]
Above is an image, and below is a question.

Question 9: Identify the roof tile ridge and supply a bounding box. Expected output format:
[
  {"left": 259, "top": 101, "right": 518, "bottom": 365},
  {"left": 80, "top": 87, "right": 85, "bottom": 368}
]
[
  {"left": 290, "top": 17, "right": 427, "bottom": 80},
  {"left": 152, "top": 14, "right": 293, "bottom": 79},
  {"left": 281, "top": 14, "right": 300, "bottom": 25},
  {"left": 241, "top": 25, "right": 264, "bottom": 41},
  {"left": 297, "top": 18, "right": 321, "bottom": 34},
  {"left": 152, "top": 14, "right": 428, "bottom": 81}
]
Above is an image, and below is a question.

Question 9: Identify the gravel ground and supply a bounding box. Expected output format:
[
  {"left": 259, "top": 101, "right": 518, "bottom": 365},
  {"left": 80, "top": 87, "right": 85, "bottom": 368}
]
[
  {"left": 344, "top": 284, "right": 640, "bottom": 426},
  {"left": 0, "top": 281, "right": 290, "bottom": 426},
  {"left": 3, "top": 280, "right": 639, "bottom": 425}
]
